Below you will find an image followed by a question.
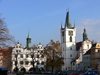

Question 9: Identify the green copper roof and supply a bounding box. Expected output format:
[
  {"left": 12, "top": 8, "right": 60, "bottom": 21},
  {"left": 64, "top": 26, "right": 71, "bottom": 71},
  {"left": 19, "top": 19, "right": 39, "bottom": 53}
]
[
  {"left": 83, "top": 28, "right": 88, "bottom": 41},
  {"left": 65, "top": 11, "right": 72, "bottom": 28}
]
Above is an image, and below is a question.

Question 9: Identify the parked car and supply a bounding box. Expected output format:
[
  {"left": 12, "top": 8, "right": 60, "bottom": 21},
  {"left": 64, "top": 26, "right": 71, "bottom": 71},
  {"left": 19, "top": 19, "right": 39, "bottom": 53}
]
[
  {"left": 62, "top": 70, "right": 67, "bottom": 75},
  {"left": 82, "top": 70, "right": 98, "bottom": 75}
]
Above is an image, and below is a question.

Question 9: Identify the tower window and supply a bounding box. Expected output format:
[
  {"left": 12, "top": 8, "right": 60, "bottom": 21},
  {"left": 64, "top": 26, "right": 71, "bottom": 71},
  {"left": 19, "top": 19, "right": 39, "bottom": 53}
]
[
  {"left": 70, "top": 54, "right": 72, "bottom": 57},
  {"left": 63, "top": 37, "right": 64, "bottom": 43},
  {"left": 62, "top": 31, "right": 64, "bottom": 36},
  {"left": 70, "top": 36, "right": 72, "bottom": 42},
  {"left": 70, "top": 47, "right": 72, "bottom": 50}
]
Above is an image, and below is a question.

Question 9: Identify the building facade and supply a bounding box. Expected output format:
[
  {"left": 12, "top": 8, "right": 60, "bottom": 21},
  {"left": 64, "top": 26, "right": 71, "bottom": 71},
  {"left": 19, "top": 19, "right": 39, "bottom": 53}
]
[
  {"left": 12, "top": 31, "right": 46, "bottom": 72},
  {"left": 83, "top": 49, "right": 91, "bottom": 70},
  {"left": 61, "top": 11, "right": 77, "bottom": 70},
  {"left": 0, "top": 47, "right": 13, "bottom": 71},
  {"left": 91, "top": 43, "right": 100, "bottom": 69}
]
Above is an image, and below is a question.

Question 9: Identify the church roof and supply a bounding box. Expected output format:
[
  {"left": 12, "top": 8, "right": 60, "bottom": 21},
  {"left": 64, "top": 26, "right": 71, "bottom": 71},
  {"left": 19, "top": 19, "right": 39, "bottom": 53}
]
[
  {"left": 65, "top": 11, "right": 72, "bottom": 28},
  {"left": 76, "top": 41, "right": 82, "bottom": 50}
]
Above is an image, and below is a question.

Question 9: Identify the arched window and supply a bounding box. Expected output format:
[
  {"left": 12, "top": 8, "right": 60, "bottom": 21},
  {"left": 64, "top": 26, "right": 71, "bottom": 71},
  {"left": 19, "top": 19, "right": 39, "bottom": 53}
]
[{"left": 70, "top": 36, "right": 72, "bottom": 42}]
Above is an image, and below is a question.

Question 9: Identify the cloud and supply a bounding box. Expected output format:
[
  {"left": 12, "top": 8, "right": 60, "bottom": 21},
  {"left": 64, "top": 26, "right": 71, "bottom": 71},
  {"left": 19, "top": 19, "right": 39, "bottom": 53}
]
[{"left": 76, "top": 19, "right": 100, "bottom": 43}]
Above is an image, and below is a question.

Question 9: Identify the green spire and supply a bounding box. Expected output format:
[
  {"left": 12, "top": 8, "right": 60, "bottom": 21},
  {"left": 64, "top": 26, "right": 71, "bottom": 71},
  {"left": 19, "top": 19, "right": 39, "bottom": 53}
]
[
  {"left": 65, "top": 11, "right": 72, "bottom": 28},
  {"left": 26, "top": 27, "right": 31, "bottom": 48},
  {"left": 83, "top": 27, "right": 88, "bottom": 41},
  {"left": 27, "top": 28, "right": 31, "bottom": 38}
]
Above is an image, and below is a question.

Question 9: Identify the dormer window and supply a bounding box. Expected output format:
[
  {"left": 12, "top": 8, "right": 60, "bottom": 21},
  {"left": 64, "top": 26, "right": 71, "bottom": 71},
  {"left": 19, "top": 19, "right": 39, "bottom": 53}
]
[{"left": 16, "top": 46, "right": 18, "bottom": 48}]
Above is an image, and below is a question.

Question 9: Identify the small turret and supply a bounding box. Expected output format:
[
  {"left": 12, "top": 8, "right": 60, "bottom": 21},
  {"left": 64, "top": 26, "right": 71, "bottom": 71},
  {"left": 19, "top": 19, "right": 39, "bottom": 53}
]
[{"left": 83, "top": 27, "right": 88, "bottom": 41}]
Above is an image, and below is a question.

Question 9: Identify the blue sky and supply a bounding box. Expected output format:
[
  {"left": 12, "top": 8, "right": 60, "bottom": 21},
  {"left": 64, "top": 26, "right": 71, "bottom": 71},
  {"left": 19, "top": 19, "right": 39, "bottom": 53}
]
[{"left": 0, "top": 0, "right": 100, "bottom": 47}]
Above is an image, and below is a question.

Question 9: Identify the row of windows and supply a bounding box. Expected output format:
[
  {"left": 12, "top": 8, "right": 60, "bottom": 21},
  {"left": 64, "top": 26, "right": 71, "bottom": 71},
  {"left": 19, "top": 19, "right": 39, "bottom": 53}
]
[
  {"left": 0, "top": 62, "right": 9, "bottom": 65},
  {"left": 0, "top": 57, "right": 9, "bottom": 60},
  {"left": 83, "top": 56, "right": 90, "bottom": 59},
  {"left": 14, "top": 54, "right": 43, "bottom": 58},
  {"left": 15, "top": 50, "right": 43, "bottom": 53},
  {"left": 15, "top": 61, "right": 44, "bottom": 65}
]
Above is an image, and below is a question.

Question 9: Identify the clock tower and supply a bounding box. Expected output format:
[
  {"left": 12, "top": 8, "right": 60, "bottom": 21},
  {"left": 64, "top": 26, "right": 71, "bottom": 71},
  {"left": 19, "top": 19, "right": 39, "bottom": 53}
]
[{"left": 61, "top": 11, "right": 77, "bottom": 70}]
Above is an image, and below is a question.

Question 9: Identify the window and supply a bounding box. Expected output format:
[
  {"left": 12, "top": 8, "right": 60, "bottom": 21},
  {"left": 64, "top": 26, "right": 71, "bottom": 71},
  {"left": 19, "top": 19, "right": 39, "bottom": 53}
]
[
  {"left": 41, "top": 62, "right": 44, "bottom": 65},
  {"left": 20, "top": 61, "right": 23, "bottom": 65},
  {"left": 87, "top": 45, "right": 89, "bottom": 49},
  {"left": 0, "top": 62, "right": 2, "bottom": 65},
  {"left": 16, "top": 46, "right": 18, "bottom": 48},
  {"left": 41, "top": 51, "right": 43, "bottom": 53},
  {"left": 37, "top": 55, "right": 39, "bottom": 58},
  {"left": 26, "top": 55, "right": 28, "bottom": 58},
  {"left": 70, "top": 54, "right": 72, "bottom": 57},
  {"left": 19, "top": 50, "right": 21, "bottom": 52},
  {"left": 0, "top": 57, "right": 2, "bottom": 60},
  {"left": 37, "top": 61, "right": 39, "bottom": 65},
  {"left": 16, "top": 50, "right": 18, "bottom": 52},
  {"left": 5, "top": 57, "right": 9, "bottom": 60},
  {"left": 70, "top": 47, "right": 72, "bottom": 50},
  {"left": 25, "top": 61, "right": 29, "bottom": 65},
  {"left": 62, "top": 31, "right": 64, "bottom": 36},
  {"left": 5, "top": 62, "right": 9, "bottom": 65},
  {"left": 31, "top": 61, "right": 33, "bottom": 65},
  {"left": 63, "top": 37, "right": 64, "bottom": 43},
  {"left": 70, "top": 36, "right": 72, "bottom": 42},
  {"left": 21, "top": 55, "right": 23, "bottom": 58}
]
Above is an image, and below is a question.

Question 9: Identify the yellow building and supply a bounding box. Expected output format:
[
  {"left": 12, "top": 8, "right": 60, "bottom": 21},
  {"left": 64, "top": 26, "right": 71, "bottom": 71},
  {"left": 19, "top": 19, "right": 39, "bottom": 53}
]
[{"left": 91, "top": 43, "right": 100, "bottom": 69}]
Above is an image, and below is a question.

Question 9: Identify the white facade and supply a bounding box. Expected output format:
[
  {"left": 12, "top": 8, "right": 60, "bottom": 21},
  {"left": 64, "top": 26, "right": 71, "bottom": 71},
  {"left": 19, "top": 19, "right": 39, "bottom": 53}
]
[
  {"left": 61, "top": 27, "right": 77, "bottom": 70},
  {"left": 76, "top": 40, "right": 92, "bottom": 70},
  {"left": 12, "top": 43, "right": 46, "bottom": 72}
]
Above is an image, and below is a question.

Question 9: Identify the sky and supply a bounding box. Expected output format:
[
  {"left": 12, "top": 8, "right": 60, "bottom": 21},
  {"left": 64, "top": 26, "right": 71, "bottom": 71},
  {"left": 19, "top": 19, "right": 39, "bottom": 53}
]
[{"left": 0, "top": 0, "right": 100, "bottom": 47}]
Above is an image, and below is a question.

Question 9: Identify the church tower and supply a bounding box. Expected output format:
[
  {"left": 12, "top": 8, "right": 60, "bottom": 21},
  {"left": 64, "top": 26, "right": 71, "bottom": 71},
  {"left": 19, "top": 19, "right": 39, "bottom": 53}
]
[
  {"left": 61, "top": 11, "right": 77, "bottom": 70},
  {"left": 83, "top": 27, "right": 88, "bottom": 41},
  {"left": 26, "top": 29, "right": 31, "bottom": 48}
]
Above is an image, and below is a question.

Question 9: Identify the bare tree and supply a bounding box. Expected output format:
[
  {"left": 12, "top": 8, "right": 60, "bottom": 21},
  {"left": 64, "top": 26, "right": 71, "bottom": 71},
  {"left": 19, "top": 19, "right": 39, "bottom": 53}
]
[{"left": 0, "top": 15, "right": 15, "bottom": 49}]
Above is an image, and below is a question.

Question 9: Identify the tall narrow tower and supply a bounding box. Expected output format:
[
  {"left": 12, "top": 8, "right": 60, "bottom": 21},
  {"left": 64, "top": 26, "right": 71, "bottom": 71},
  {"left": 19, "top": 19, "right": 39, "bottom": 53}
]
[
  {"left": 61, "top": 11, "right": 77, "bottom": 70},
  {"left": 83, "top": 27, "right": 88, "bottom": 41},
  {"left": 26, "top": 28, "right": 31, "bottom": 48}
]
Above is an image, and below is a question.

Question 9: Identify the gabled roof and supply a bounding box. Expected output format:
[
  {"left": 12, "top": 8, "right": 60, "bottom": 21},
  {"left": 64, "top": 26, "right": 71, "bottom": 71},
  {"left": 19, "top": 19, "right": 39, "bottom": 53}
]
[
  {"left": 84, "top": 49, "right": 91, "bottom": 55},
  {"left": 92, "top": 43, "right": 97, "bottom": 47},
  {"left": 76, "top": 41, "right": 82, "bottom": 50}
]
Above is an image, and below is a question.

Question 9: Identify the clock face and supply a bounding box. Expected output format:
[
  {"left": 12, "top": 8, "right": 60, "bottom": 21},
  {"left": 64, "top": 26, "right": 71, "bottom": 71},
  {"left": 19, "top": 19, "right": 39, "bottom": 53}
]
[{"left": 69, "top": 31, "right": 73, "bottom": 36}]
